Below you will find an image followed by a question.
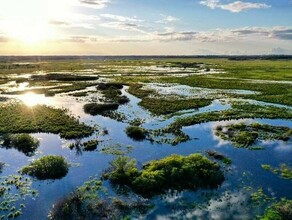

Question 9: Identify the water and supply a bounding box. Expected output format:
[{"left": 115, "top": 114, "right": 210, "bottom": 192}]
[{"left": 0, "top": 80, "right": 291, "bottom": 219}]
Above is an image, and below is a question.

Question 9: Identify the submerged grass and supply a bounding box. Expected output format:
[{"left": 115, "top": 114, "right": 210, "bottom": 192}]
[
  {"left": 261, "top": 164, "right": 292, "bottom": 180},
  {"left": 0, "top": 103, "right": 94, "bottom": 139}
]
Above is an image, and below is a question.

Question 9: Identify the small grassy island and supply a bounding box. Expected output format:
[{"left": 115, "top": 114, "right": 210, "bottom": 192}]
[
  {"left": 104, "top": 154, "right": 225, "bottom": 197},
  {"left": 20, "top": 155, "right": 69, "bottom": 180},
  {"left": 125, "top": 126, "right": 148, "bottom": 141},
  {"left": 214, "top": 122, "right": 292, "bottom": 148},
  {"left": 260, "top": 199, "right": 292, "bottom": 220},
  {"left": 0, "top": 103, "right": 94, "bottom": 139},
  {"left": 1, "top": 134, "right": 39, "bottom": 156}
]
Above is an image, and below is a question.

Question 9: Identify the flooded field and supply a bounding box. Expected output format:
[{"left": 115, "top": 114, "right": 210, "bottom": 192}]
[{"left": 0, "top": 57, "right": 291, "bottom": 219}]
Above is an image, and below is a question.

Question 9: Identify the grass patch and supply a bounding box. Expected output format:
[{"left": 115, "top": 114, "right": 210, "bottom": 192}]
[
  {"left": 214, "top": 122, "right": 292, "bottom": 148},
  {"left": 156, "top": 102, "right": 292, "bottom": 145},
  {"left": 260, "top": 199, "right": 292, "bottom": 220},
  {"left": 103, "top": 154, "right": 224, "bottom": 198},
  {"left": 0, "top": 103, "right": 94, "bottom": 139},
  {"left": 206, "top": 150, "right": 232, "bottom": 165},
  {"left": 261, "top": 164, "right": 292, "bottom": 180},
  {"left": 83, "top": 103, "right": 119, "bottom": 116},
  {"left": 1, "top": 134, "right": 39, "bottom": 156},
  {"left": 20, "top": 155, "right": 69, "bottom": 180},
  {"left": 125, "top": 126, "right": 148, "bottom": 141},
  {"left": 140, "top": 97, "right": 212, "bottom": 115}
]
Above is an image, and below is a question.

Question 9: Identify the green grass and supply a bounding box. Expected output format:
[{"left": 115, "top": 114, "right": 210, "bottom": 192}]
[
  {"left": 261, "top": 164, "right": 292, "bottom": 180},
  {"left": 1, "top": 134, "right": 39, "bottom": 156},
  {"left": 260, "top": 199, "right": 292, "bottom": 220},
  {"left": 215, "top": 122, "right": 292, "bottom": 148},
  {"left": 0, "top": 103, "right": 94, "bottom": 139},
  {"left": 104, "top": 154, "right": 224, "bottom": 198},
  {"left": 125, "top": 126, "right": 148, "bottom": 141},
  {"left": 157, "top": 102, "right": 292, "bottom": 145},
  {"left": 83, "top": 103, "right": 119, "bottom": 116},
  {"left": 20, "top": 155, "right": 69, "bottom": 180}
]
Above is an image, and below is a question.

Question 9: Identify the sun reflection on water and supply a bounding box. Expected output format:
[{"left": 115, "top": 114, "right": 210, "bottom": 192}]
[{"left": 19, "top": 92, "right": 53, "bottom": 107}]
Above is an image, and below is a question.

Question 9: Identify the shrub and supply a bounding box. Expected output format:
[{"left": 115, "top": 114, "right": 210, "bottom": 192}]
[
  {"left": 20, "top": 155, "right": 69, "bottom": 180},
  {"left": 104, "top": 154, "right": 225, "bottom": 198},
  {"left": 260, "top": 199, "right": 292, "bottom": 220},
  {"left": 83, "top": 140, "right": 99, "bottom": 151},
  {"left": 83, "top": 103, "right": 119, "bottom": 116},
  {"left": 2, "top": 134, "right": 39, "bottom": 156},
  {"left": 104, "top": 156, "right": 139, "bottom": 185},
  {"left": 125, "top": 126, "right": 147, "bottom": 141}
]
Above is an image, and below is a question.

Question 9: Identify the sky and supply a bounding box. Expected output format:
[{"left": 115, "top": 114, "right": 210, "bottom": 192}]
[{"left": 0, "top": 0, "right": 291, "bottom": 55}]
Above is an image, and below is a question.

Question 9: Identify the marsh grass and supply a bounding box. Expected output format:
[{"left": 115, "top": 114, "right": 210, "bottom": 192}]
[
  {"left": 0, "top": 103, "right": 94, "bottom": 139},
  {"left": 260, "top": 199, "right": 292, "bottom": 220},
  {"left": 20, "top": 155, "right": 69, "bottom": 180},
  {"left": 125, "top": 126, "right": 148, "bottom": 141},
  {"left": 104, "top": 154, "right": 225, "bottom": 198},
  {"left": 215, "top": 122, "right": 292, "bottom": 148}
]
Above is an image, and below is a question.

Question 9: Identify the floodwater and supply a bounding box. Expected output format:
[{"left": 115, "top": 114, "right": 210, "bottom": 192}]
[{"left": 0, "top": 77, "right": 291, "bottom": 219}]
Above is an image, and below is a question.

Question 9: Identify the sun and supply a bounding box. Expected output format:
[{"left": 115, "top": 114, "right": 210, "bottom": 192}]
[{"left": 0, "top": 0, "right": 73, "bottom": 45}]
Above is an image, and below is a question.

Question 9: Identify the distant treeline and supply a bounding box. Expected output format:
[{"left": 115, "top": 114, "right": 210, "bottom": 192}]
[{"left": 0, "top": 55, "right": 291, "bottom": 62}]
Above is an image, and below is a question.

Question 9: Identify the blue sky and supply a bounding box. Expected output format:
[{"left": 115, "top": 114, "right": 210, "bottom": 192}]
[{"left": 0, "top": 0, "right": 291, "bottom": 55}]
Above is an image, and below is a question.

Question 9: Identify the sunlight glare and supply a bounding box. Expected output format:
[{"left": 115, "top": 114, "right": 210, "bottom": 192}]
[{"left": 19, "top": 92, "right": 52, "bottom": 107}]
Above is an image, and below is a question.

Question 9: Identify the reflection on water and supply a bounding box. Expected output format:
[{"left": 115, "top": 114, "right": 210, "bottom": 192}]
[
  {"left": 18, "top": 92, "right": 54, "bottom": 107},
  {"left": 0, "top": 80, "right": 291, "bottom": 219}
]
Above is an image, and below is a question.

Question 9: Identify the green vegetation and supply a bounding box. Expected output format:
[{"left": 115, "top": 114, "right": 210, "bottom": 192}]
[
  {"left": 83, "top": 140, "right": 99, "bottom": 151},
  {"left": 1, "top": 134, "right": 39, "bottom": 156},
  {"left": 260, "top": 199, "right": 292, "bottom": 220},
  {"left": 140, "top": 97, "right": 212, "bottom": 115},
  {"left": 83, "top": 103, "right": 119, "bottom": 116},
  {"left": 261, "top": 164, "right": 292, "bottom": 180},
  {"left": 20, "top": 155, "right": 69, "bottom": 180},
  {"left": 49, "top": 178, "right": 151, "bottom": 220},
  {"left": 30, "top": 73, "right": 98, "bottom": 82},
  {"left": 127, "top": 84, "right": 211, "bottom": 115},
  {"left": 104, "top": 154, "right": 224, "bottom": 197},
  {"left": 125, "top": 126, "right": 148, "bottom": 141},
  {"left": 97, "top": 82, "right": 130, "bottom": 105},
  {"left": 156, "top": 102, "right": 292, "bottom": 145},
  {"left": 214, "top": 122, "right": 292, "bottom": 148},
  {"left": 0, "top": 103, "right": 94, "bottom": 139},
  {"left": 206, "top": 150, "right": 232, "bottom": 165},
  {"left": 0, "top": 175, "right": 37, "bottom": 219},
  {"left": 0, "top": 162, "right": 4, "bottom": 173}
]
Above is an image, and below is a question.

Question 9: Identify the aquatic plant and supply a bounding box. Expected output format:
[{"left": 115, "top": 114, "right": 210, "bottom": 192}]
[
  {"left": 260, "top": 199, "right": 292, "bottom": 220},
  {"left": 261, "top": 164, "right": 292, "bottom": 180},
  {"left": 206, "top": 150, "right": 232, "bottom": 165},
  {"left": 83, "top": 103, "right": 119, "bottom": 116},
  {"left": 0, "top": 175, "right": 37, "bottom": 219},
  {"left": 1, "top": 134, "right": 39, "bottom": 156},
  {"left": 104, "top": 154, "right": 225, "bottom": 198},
  {"left": 0, "top": 103, "right": 94, "bottom": 139},
  {"left": 49, "top": 178, "right": 151, "bottom": 220},
  {"left": 214, "top": 122, "right": 292, "bottom": 148},
  {"left": 20, "top": 155, "right": 69, "bottom": 180},
  {"left": 83, "top": 140, "right": 99, "bottom": 151},
  {"left": 125, "top": 126, "right": 147, "bottom": 141}
]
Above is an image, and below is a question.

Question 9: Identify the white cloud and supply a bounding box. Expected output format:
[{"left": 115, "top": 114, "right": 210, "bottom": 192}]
[
  {"left": 100, "top": 14, "right": 143, "bottom": 22},
  {"left": 156, "top": 14, "right": 180, "bottom": 24},
  {"left": 78, "top": 0, "right": 110, "bottom": 9},
  {"left": 200, "top": 0, "right": 270, "bottom": 13}
]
